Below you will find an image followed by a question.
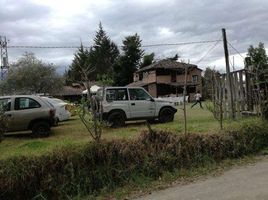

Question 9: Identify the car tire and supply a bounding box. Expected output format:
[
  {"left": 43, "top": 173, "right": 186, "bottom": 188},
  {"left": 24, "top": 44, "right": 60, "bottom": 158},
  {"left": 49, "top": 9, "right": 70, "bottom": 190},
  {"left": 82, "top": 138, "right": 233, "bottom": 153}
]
[
  {"left": 107, "top": 111, "right": 125, "bottom": 128},
  {"left": 158, "top": 108, "right": 174, "bottom": 123},
  {"left": 32, "top": 121, "right": 50, "bottom": 137}
]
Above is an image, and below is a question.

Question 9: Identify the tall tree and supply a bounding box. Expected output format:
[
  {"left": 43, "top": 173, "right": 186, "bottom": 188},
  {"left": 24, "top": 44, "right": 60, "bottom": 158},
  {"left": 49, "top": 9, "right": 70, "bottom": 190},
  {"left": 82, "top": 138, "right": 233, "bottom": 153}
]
[
  {"left": 66, "top": 44, "right": 90, "bottom": 84},
  {"left": 247, "top": 43, "right": 268, "bottom": 91},
  {"left": 113, "top": 34, "right": 144, "bottom": 86},
  {"left": 90, "top": 23, "right": 119, "bottom": 80},
  {"left": 247, "top": 42, "right": 268, "bottom": 112},
  {"left": 247, "top": 42, "right": 268, "bottom": 67},
  {"left": 140, "top": 53, "right": 154, "bottom": 68},
  {"left": 0, "top": 52, "right": 63, "bottom": 95}
]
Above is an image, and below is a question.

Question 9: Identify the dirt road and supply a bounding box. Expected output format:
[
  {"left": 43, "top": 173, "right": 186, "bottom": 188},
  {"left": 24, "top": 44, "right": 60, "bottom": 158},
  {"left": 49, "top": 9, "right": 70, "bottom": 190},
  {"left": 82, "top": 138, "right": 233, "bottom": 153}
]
[{"left": 135, "top": 157, "right": 268, "bottom": 200}]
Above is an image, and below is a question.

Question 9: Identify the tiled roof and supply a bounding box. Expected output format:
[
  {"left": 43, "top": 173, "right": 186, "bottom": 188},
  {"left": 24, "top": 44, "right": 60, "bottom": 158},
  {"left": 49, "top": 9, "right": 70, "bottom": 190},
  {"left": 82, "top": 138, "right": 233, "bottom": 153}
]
[{"left": 137, "top": 59, "right": 200, "bottom": 73}]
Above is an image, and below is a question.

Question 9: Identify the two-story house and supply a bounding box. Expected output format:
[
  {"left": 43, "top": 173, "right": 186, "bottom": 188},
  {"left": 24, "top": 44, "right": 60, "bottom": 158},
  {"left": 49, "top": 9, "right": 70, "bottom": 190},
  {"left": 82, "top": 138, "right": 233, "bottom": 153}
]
[{"left": 128, "top": 59, "right": 202, "bottom": 101}]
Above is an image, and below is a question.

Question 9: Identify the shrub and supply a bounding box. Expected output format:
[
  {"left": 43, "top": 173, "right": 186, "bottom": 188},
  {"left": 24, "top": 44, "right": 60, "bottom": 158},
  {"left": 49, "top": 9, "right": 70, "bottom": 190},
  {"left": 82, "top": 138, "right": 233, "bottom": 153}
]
[
  {"left": 0, "top": 121, "right": 268, "bottom": 199},
  {"left": 0, "top": 108, "right": 9, "bottom": 143},
  {"left": 261, "top": 100, "right": 268, "bottom": 120}
]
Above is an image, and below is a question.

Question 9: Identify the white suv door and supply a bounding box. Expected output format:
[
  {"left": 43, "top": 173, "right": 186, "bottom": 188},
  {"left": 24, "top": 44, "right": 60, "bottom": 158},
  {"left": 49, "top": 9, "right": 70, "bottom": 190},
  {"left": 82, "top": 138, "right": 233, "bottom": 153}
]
[{"left": 128, "top": 88, "right": 155, "bottom": 118}]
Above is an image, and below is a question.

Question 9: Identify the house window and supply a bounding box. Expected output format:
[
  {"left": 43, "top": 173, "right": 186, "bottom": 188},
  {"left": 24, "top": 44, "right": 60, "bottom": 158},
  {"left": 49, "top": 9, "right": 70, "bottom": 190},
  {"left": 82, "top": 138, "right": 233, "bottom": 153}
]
[{"left": 192, "top": 75, "right": 198, "bottom": 82}]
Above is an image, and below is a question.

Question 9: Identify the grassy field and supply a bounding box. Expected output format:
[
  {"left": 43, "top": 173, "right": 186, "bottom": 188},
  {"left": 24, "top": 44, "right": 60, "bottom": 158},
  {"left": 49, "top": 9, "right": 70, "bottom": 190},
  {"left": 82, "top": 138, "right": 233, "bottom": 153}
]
[{"left": 0, "top": 103, "right": 252, "bottom": 160}]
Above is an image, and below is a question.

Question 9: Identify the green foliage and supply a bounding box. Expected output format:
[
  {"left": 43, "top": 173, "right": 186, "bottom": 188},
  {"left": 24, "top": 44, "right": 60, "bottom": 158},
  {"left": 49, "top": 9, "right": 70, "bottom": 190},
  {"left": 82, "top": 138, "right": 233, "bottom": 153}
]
[
  {"left": 0, "top": 52, "right": 63, "bottom": 95},
  {"left": 66, "top": 23, "right": 119, "bottom": 84},
  {"left": 96, "top": 74, "right": 114, "bottom": 86},
  {"left": 247, "top": 42, "right": 268, "bottom": 67},
  {"left": 90, "top": 23, "right": 119, "bottom": 81},
  {"left": 113, "top": 34, "right": 144, "bottom": 86},
  {"left": 0, "top": 108, "right": 8, "bottom": 143},
  {"left": 140, "top": 53, "right": 154, "bottom": 68},
  {"left": 247, "top": 42, "right": 268, "bottom": 91},
  {"left": 66, "top": 44, "right": 91, "bottom": 85},
  {"left": 78, "top": 97, "right": 102, "bottom": 142},
  {"left": 1, "top": 121, "right": 268, "bottom": 199},
  {"left": 261, "top": 100, "right": 268, "bottom": 120}
]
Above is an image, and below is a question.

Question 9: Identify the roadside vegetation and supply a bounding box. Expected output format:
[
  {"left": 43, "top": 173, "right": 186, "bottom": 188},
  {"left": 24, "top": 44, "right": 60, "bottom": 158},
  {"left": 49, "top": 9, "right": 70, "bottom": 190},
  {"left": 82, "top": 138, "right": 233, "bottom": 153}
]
[
  {"left": 0, "top": 103, "right": 247, "bottom": 160},
  {"left": 0, "top": 113, "right": 267, "bottom": 200}
]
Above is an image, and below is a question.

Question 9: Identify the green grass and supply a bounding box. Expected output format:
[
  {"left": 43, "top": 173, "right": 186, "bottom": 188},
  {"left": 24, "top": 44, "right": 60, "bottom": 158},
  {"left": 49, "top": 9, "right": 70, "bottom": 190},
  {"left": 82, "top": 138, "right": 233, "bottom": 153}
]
[{"left": 0, "top": 103, "right": 259, "bottom": 160}]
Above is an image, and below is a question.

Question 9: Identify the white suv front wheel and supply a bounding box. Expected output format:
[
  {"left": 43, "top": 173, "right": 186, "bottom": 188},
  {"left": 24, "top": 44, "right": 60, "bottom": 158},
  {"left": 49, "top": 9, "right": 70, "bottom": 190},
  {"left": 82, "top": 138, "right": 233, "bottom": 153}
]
[
  {"left": 107, "top": 111, "right": 125, "bottom": 128},
  {"left": 158, "top": 108, "right": 175, "bottom": 123}
]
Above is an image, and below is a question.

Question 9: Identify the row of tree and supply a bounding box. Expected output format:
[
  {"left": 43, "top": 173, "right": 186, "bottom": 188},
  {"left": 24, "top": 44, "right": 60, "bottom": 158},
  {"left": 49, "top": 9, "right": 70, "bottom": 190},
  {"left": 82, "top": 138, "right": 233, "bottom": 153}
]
[
  {"left": 65, "top": 23, "right": 154, "bottom": 86},
  {"left": 0, "top": 22, "right": 267, "bottom": 97},
  {"left": 0, "top": 52, "right": 63, "bottom": 95}
]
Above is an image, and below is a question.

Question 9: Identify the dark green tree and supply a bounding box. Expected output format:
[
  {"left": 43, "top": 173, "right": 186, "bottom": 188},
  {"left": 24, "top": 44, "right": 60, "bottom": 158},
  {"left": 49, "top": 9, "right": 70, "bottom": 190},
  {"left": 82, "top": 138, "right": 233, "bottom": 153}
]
[
  {"left": 247, "top": 42, "right": 268, "bottom": 87},
  {"left": 113, "top": 34, "right": 144, "bottom": 86},
  {"left": 140, "top": 53, "right": 154, "bottom": 68},
  {"left": 90, "top": 23, "right": 119, "bottom": 80},
  {"left": 167, "top": 53, "right": 179, "bottom": 61},
  {"left": 66, "top": 44, "right": 90, "bottom": 84},
  {"left": 247, "top": 42, "right": 268, "bottom": 118},
  {"left": 247, "top": 42, "right": 268, "bottom": 67},
  {"left": 0, "top": 52, "right": 63, "bottom": 95}
]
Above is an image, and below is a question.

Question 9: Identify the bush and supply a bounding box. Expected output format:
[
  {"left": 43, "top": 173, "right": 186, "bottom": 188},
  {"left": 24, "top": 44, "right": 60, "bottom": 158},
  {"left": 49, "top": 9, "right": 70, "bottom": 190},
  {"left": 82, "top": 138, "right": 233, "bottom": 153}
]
[
  {"left": 0, "top": 121, "right": 268, "bottom": 199},
  {"left": 0, "top": 109, "right": 9, "bottom": 143},
  {"left": 261, "top": 100, "right": 268, "bottom": 120}
]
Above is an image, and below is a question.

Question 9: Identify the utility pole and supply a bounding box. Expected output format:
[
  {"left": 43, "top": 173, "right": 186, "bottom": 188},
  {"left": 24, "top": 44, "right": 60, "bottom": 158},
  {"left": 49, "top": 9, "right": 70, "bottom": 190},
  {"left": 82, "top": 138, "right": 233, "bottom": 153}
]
[
  {"left": 222, "top": 28, "right": 235, "bottom": 119},
  {"left": 0, "top": 36, "right": 9, "bottom": 80}
]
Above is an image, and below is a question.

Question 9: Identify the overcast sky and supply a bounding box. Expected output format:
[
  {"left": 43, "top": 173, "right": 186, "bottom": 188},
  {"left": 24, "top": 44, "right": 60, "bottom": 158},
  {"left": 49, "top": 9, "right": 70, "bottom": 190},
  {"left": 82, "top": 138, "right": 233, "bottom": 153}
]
[{"left": 1, "top": 0, "right": 268, "bottom": 73}]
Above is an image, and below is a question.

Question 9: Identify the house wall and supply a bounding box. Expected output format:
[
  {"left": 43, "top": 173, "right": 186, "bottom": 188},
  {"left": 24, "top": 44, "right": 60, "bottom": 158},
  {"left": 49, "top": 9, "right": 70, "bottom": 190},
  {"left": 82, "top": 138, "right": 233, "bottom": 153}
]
[
  {"left": 143, "top": 71, "right": 156, "bottom": 83},
  {"left": 156, "top": 75, "right": 171, "bottom": 83},
  {"left": 176, "top": 68, "right": 202, "bottom": 85},
  {"left": 133, "top": 67, "right": 202, "bottom": 100},
  {"left": 133, "top": 71, "right": 157, "bottom": 83}
]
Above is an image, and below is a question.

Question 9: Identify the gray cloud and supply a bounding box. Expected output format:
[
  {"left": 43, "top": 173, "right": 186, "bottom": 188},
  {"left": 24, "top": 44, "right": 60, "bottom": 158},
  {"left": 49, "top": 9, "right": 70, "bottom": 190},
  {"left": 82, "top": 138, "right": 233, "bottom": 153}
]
[{"left": 1, "top": 0, "right": 268, "bottom": 73}]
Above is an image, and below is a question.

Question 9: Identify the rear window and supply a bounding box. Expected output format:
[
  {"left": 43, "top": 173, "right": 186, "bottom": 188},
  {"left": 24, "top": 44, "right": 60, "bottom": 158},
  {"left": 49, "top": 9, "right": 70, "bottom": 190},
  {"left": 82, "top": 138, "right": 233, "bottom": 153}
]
[
  {"left": 0, "top": 98, "right": 11, "bottom": 111},
  {"left": 106, "top": 89, "right": 128, "bottom": 101},
  {"left": 15, "top": 97, "right": 41, "bottom": 110}
]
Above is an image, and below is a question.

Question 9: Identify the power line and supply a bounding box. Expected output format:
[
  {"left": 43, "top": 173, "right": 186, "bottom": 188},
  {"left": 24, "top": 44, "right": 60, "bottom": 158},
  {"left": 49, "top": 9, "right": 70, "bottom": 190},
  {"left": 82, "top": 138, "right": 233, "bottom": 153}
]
[
  {"left": 227, "top": 41, "right": 245, "bottom": 59},
  {"left": 195, "top": 40, "right": 221, "bottom": 65},
  {"left": 142, "top": 40, "right": 221, "bottom": 47},
  {"left": 7, "top": 40, "right": 222, "bottom": 49}
]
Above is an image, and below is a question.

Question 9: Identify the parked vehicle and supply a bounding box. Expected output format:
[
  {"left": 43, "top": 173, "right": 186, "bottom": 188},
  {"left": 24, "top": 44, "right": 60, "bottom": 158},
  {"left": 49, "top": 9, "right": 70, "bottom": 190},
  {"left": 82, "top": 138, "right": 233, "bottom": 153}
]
[
  {"left": 0, "top": 95, "right": 56, "bottom": 137},
  {"left": 96, "top": 87, "right": 177, "bottom": 127},
  {"left": 42, "top": 97, "right": 71, "bottom": 123}
]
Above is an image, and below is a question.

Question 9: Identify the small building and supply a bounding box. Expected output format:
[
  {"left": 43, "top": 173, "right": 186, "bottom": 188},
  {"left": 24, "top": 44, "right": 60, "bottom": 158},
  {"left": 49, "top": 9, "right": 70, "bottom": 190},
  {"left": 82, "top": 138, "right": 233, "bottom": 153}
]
[
  {"left": 128, "top": 59, "right": 202, "bottom": 101},
  {"left": 51, "top": 83, "right": 85, "bottom": 102}
]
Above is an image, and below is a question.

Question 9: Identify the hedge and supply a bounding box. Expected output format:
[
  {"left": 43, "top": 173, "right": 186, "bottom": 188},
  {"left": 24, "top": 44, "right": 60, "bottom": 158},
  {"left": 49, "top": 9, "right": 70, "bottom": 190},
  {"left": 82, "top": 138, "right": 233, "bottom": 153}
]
[{"left": 0, "top": 120, "right": 268, "bottom": 199}]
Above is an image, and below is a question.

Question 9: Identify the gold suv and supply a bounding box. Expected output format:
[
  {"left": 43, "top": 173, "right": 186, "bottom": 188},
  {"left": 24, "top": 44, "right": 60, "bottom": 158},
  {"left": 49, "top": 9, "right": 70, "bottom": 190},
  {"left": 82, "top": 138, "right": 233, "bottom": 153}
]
[{"left": 0, "top": 95, "right": 56, "bottom": 137}]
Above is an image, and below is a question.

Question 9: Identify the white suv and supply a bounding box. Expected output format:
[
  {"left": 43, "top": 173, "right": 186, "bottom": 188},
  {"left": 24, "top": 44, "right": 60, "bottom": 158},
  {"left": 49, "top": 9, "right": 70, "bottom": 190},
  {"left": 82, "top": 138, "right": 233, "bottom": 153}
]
[{"left": 98, "top": 87, "right": 177, "bottom": 127}]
